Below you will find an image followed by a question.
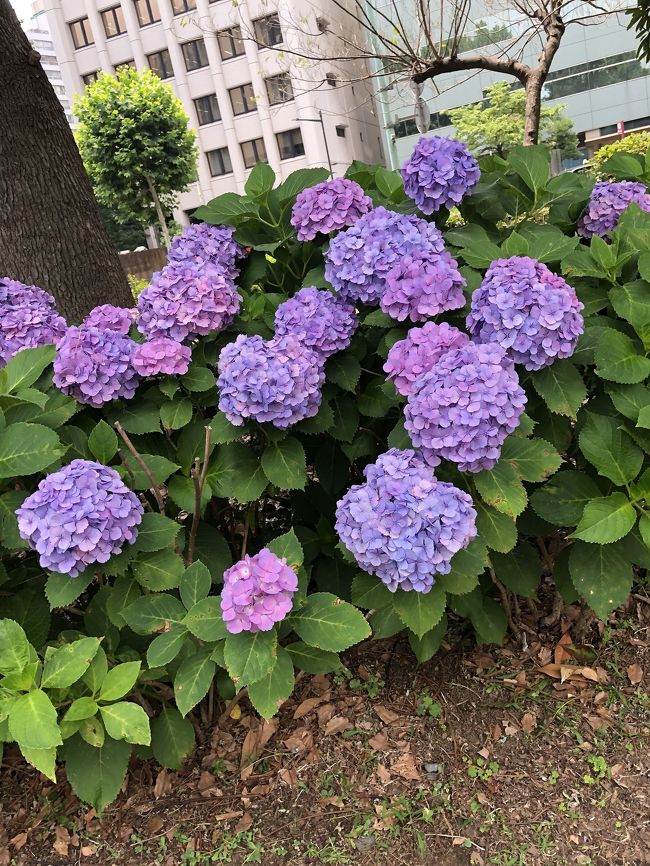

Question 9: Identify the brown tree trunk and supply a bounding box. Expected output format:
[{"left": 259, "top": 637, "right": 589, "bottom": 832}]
[
  {"left": 0, "top": 0, "right": 133, "bottom": 322},
  {"left": 523, "top": 72, "right": 544, "bottom": 145}
]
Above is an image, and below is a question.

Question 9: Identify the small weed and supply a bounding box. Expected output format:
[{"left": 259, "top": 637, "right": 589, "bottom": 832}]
[
  {"left": 415, "top": 691, "right": 442, "bottom": 719},
  {"left": 349, "top": 674, "right": 384, "bottom": 698},
  {"left": 583, "top": 754, "right": 609, "bottom": 785},
  {"left": 464, "top": 756, "right": 500, "bottom": 781},
  {"left": 548, "top": 769, "right": 560, "bottom": 785},
  {"left": 211, "top": 758, "right": 228, "bottom": 777}
]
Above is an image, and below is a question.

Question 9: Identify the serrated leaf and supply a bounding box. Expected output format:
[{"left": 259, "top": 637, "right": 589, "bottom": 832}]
[
  {"left": 289, "top": 592, "right": 370, "bottom": 652},
  {"left": 208, "top": 443, "right": 267, "bottom": 503},
  {"left": 41, "top": 637, "right": 101, "bottom": 688},
  {"left": 122, "top": 593, "right": 186, "bottom": 635},
  {"left": 491, "top": 544, "right": 541, "bottom": 597},
  {"left": 579, "top": 413, "right": 643, "bottom": 485},
  {"left": 99, "top": 702, "right": 150, "bottom": 746},
  {"left": 408, "top": 614, "right": 447, "bottom": 663},
  {"left": 210, "top": 411, "right": 244, "bottom": 444},
  {"left": 326, "top": 354, "right": 361, "bottom": 392},
  {"left": 392, "top": 584, "right": 446, "bottom": 638},
  {"left": 438, "top": 538, "right": 489, "bottom": 595},
  {"left": 224, "top": 630, "right": 278, "bottom": 687},
  {"left": 571, "top": 493, "right": 636, "bottom": 543},
  {"left": 174, "top": 651, "right": 216, "bottom": 716},
  {"left": 180, "top": 561, "right": 212, "bottom": 609},
  {"left": 111, "top": 402, "right": 161, "bottom": 434},
  {"left": 121, "top": 455, "right": 180, "bottom": 491},
  {"left": 64, "top": 697, "right": 99, "bottom": 722},
  {"left": 146, "top": 625, "right": 188, "bottom": 668},
  {"left": 88, "top": 420, "right": 118, "bottom": 464},
  {"left": 8, "top": 690, "right": 62, "bottom": 750},
  {"left": 180, "top": 365, "right": 215, "bottom": 392},
  {"left": 530, "top": 470, "right": 602, "bottom": 526},
  {"left": 1, "top": 345, "right": 55, "bottom": 392},
  {"left": 501, "top": 436, "right": 562, "bottom": 481},
  {"left": 99, "top": 661, "right": 141, "bottom": 702},
  {"left": 474, "top": 461, "right": 527, "bottom": 517},
  {"left": 160, "top": 399, "right": 193, "bottom": 430},
  {"left": 351, "top": 573, "right": 393, "bottom": 609},
  {"left": 595, "top": 330, "right": 650, "bottom": 383},
  {"left": 475, "top": 503, "right": 517, "bottom": 553},
  {"left": 105, "top": 576, "right": 141, "bottom": 627},
  {"left": 569, "top": 541, "right": 633, "bottom": 620},
  {"left": 183, "top": 597, "right": 228, "bottom": 641},
  {"left": 63, "top": 735, "right": 131, "bottom": 814},
  {"left": 45, "top": 572, "right": 94, "bottom": 609},
  {"left": 0, "top": 619, "right": 30, "bottom": 676},
  {"left": 0, "top": 422, "right": 63, "bottom": 477},
  {"left": 247, "top": 646, "right": 294, "bottom": 719},
  {"left": 285, "top": 642, "right": 342, "bottom": 674},
  {"left": 131, "top": 513, "right": 180, "bottom": 553},
  {"left": 531, "top": 361, "right": 586, "bottom": 418},
  {"left": 609, "top": 280, "right": 650, "bottom": 347},
  {"left": 261, "top": 437, "right": 307, "bottom": 490},
  {"left": 150, "top": 708, "right": 195, "bottom": 769},
  {"left": 267, "top": 529, "right": 303, "bottom": 569},
  {"left": 20, "top": 745, "right": 57, "bottom": 782},
  {"left": 133, "top": 549, "right": 185, "bottom": 591}
]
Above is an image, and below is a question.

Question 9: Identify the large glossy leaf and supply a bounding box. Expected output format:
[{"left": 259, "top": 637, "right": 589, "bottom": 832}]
[
  {"left": 41, "top": 637, "right": 101, "bottom": 689},
  {"left": 63, "top": 735, "right": 131, "bottom": 814},
  {"left": 0, "top": 422, "right": 63, "bottom": 477},
  {"left": 151, "top": 708, "right": 195, "bottom": 769},
  {"left": 224, "top": 630, "right": 278, "bottom": 686},
  {"left": 571, "top": 493, "right": 636, "bottom": 544},
  {"left": 569, "top": 541, "right": 633, "bottom": 620},
  {"left": 247, "top": 646, "right": 295, "bottom": 719},
  {"left": 174, "top": 651, "right": 216, "bottom": 716},
  {"left": 289, "top": 592, "right": 370, "bottom": 652},
  {"left": 392, "top": 584, "right": 446, "bottom": 638}
]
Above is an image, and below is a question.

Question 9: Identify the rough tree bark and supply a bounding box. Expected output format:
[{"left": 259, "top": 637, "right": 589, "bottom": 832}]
[{"left": 0, "top": 0, "right": 133, "bottom": 322}]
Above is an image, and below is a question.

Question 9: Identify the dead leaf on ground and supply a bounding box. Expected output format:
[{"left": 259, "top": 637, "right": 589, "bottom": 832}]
[
  {"left": 627, "top": 663, "right": 644, "bottom": 685},
  {"left": 324, "top": 715, "right": 352, "bottom": 736},
  {"left": 293, "top": 694, "right": 329, "bottom": 719},
  {"left": 368, "top": 732, "right": 390, "bottom": 751},
  {"left": 283, "top": 727, "right": 313, "bottom": 752},
  {"left": 81, "top": 845, "right": 96, "bottom": 857},
  {"left": 374, "top": 705, "right": 400, "bottom": 725},
  {"left": 52, "top": 826, "right": 70, "bottom": 858},
  {"left": 9, "top": 833, "right": 27, "bottom": 851},
  {"left": 376, "top": 763, "right": 391, "bottom": 784},
  {"left": 554, "top": 632, "right": 573, "bottom": 665},
  {"left": 278, "top": 767, "right": 298, "bottom": 787},
  {"left": 391, "top": 752, "right": 420, "bottom": 781},
  {"left": 235, "top": 813, "right": 253, "bottom": 833},
  {"left": 154, "top": 769, "right": 172, "bottom": 798},
  {"left": 521, "top": 712, "right": 537, "bottom": 733}
]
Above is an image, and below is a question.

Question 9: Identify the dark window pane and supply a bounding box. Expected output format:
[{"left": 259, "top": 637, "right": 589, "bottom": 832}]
[
  {"left": 101, "top": 6, "right": 126, "bottom": 38},
  {"left": 335, "top": 125, "right": 346, "bottom": 137},
  {"left": 82, "top": 70, "right": 100, "bottom": 85},
  {"left": 253, "top": 13, "right": 282, "bottom": 47},
  {"left": 229, "top": 83, "right": 256, "bottom": 115},
  {"left": 241, "top": 137, "right": 267, "bottom": 168},
  {"left": 276, "top": 128, "right": 304, "bottom": 160},
  {"left": 325, "top": 72, "right": 337, "bottom": 87},
  {"left": 181, "top": 38, "right": 208, "bottom": 71},
  {"left": 207, "top": 147, "right": 233, "bottom": 176},
  {"left": 217, "top": 25, "right": 245, "bottom": 59},
  {"left": 115, "top": 59, "right": 136, "bottom": 71},
  {"left": 134, "top": 0, "right": 160, "bottom": 26},
  {"left": 69, "top": 17, "right": 94, "bottom": 49},
  {"left": 171, "top": 0, "right": 196, "bottom": 14},
  {"left": 194, "top": 93, "right": 221, "bottom": 125},
  {"left": 265, "top": 72, "right": 293, "bottom": 105},
  {"left": 148, "top": 48, "right": 173, "bottom": 78}
]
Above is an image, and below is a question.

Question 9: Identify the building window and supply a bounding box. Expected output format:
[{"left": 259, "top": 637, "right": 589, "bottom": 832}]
[
  {"left": 253, "top": 13, "right": 282, "bottom": 47},
  {"left": 542, "top": 51, "right": 650, "bottom": 100},
  {"left": 181, "top": 38, "right": 208, "bottom": 71},
  {"left": 171, "top": 0, "right": 196, "bottom": 14},
  {"left": 241, "top": 137, "right": 267, "bottom": 168},
  {"left": 265, "top": 72, "right": 293, "bottom": 105},
  {"left": 82, "top": 70, "right": 100, "bottom": 85},
  {"left": 69, "top": 17, "right": 94, "bottom": 49},
  {"left": 101, "top": 6, "right": 127, "bottom": 38},
  {"left": 217, "top": 25, "right": 245, "bottom": 59},
  {"left": 229, "top": 83, "right": 256, "bottom": 115},
  {"left": 114, "top": 58, "right": 136, "bottom": 71},
  {"left": 325, "top": 72, "right": 337, "bottom": 87},
  {"left": 148, "top": 49, "right": 173, "bottom": 79},
  {"left": 194, "top": 93, "right": 221, "bottom": 125},
  {"left": 316, "top": 16, "right": 328, "bottom": 32},
  {"left": 206, "top": 147, "right": 233, "bottom": 177},
  {"left": 134, "top": 0, "right": 160, "bottom": 26},
  {"left": 336, "top": 125, "right": 346, "bottom": 138},
  {"left": 276, "top": 128, "right": 304, "bottom": 160},
  {"left": 393, "top": 111, "right": 452, "bottom": 139}
]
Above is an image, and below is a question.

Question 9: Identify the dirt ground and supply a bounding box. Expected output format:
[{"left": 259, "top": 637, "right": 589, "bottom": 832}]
[{"left": 1, "top": 596, "right": 649, "bottom": 866}]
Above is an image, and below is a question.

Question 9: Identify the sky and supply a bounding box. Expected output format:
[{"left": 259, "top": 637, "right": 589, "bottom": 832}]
[{"left": 12, "top": 0, "right": 34, "bottom": 25}]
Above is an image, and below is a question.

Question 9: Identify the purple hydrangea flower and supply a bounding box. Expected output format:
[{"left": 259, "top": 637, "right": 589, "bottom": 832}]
[
  {"left": 401, "top": 135, "right": 480, "bottom": 214},
  {"left": 16, "top": 459, "right": 143, "bottom": 576},
  {"left": 53, "top": 326, "right": 139, "bottom": 407},
  {"left": 137, "top": 261, "right": 241, "bottom": 342},
  {"left": 384, "top": 321, "right": 470, "bottom": 397},
  {"left": 380, "top": 249, "right": 466, "bottom": 322},
  {"left": 217, "top": 333, "right": 324, "bottom": 428},
  {"left": 83, "top": 304, "right": 136, "bottom": 334},
  {"left": 577, "top": 180, "right": 650, "bottom": 239},
  {"left": 274, "top": 287, "right": 358, "bottom": 358},
  {"left": 466, "top": 256, "right": 584, "bottom": 371},
  {"left": 0, "top": 277, "right": 67, "bottom": 366},
  {"left": 335, "top": 448, "right": 476, "bottom": 593},
  {"left": 220, "top": 547, "right": 298, "bottom": 633},
  {"left": 404, "top": 342, "right": 526, "bottom": 472},
  {"left": 324, "top": 206, "right": 446, "bottom": 304},
  {"left": 291, "top": 178, "right": 373, "bottom": 242},
  {"left": 133, "top": 337, "right": 192, "bottom": 377},
  {"left": 168, "top": 223, "right": 244, "bottom": 279}
]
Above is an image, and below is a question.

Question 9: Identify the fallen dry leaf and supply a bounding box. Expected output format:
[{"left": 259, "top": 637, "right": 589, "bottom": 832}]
[
  {"left": 368, "top": 732, "right": 390, "bottom": 751},
  {"left": 627, "top": 662, "right": 644, "bottom": 685},
  {"left": 316, "top": 703, "right": 336, "bottom": 727},
  {"left": 376, "top": 763, "right": 391, "bottom": 784},
  {"left": 145, "top": 816, "right": 165, "bottom": 834},
  {"left": 283, "top": 727, "right": 313, "bottom": 752},
  {"left": 10, "top": 833, "right": 27, "bottom": 851},
  {"left": 554, "top": 632, "right": 573, "bottom": 665},
  {"left": 81, "top": 845, "right": 96, "bottom": 857},
  {"left": 391, "top": 752, "right": 420, "bottom": 781},
  {"left": 374, "top": 705, "right": 400, "bottom": 725},
  {"left": 453, "top": 836, "right": 470, "bottom": 846},
  {"left": 52, "top": 826, "right": 70, "bottom": 858},
  {"left": 324, "top": 715, "right": 352, "bottom": 736},
  {"left": 235, "top": 813, "right": 253, "bottom": 833},
  {"left": 293, "top": 695, "right": 326, "bottom": 720},
  {"left": 278, "top": 767, "right": 298, "bottom": 787},
  {"left": 154, "top": 768, "right": 172, "bottom": 798},
  {"left": 521, "top": 712, "right": 537, "bottom": 733}
]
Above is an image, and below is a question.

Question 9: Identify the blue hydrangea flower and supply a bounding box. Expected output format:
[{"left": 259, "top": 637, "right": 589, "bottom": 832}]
[
  {"left": 83, "top": 304, "right": 135, "bottom": 334},
  {"left": 168, "top": 223, "right": 244, "bottom": 279},
  {"left": 221, "top": 548, "right": 298, "bottom": 633},
  {"left": 384, "top": 321, "right": 470, "bottom": 397},
  {"left": 401, "top": 135, "right": 480, "bottom": 214},
  {"left": 380, "top": 248, "right": 466, "bottom": 322},
  {"left": 291, "top": 178, "right": 373, "bottom": 241},
  {"left": 274, "top": 287, "right": 358, "bottom": 358},
  {"left": 577, "top": 180, "right": 650, "bottom": 239},
  {"left": 132, "top": 337, "right": 192, "bottom": 376},
  {"left": 0, "top": 277, "right": 67, "bottom": 366}
]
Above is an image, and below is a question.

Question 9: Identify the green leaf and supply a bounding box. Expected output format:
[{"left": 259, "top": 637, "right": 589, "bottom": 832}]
[
  {"left": 607, "top": 383, "right": 650, "bottom": 421},
  {"left": 326, "top": 354, "right": 361, "bottom": 392},
  {"left": 571, "top": 493, "right": 636, "bottom": 544},
  {"left": 122, "top": 593, "right": 186, "bottom": 635},
  {"left": 0, "top": 422, "right": 63, "bottom": 477},
  {"left": 8, "top": 690, "right": 62, "bottom": 750},
  {"left": 296, "top": 399, "right": 334, "bottom": 435},
  {"left": 45, "top": 571, "right": 93, "bottom": 609},
  {"left": 180, "top": 561, "right": 212, "bottom": 609},
  {"left": 290, "top": 592, "right": 370, "bottom": 652},
  {"left": 278, "top": 167, "right": 330, "bottom": 201},
  {"left": 267, "top": 528, "right": 304, "bottom": 569},
  {"left": 0, "top": 619, "right": 30, "bottom": 676},
  {"left": 375, "top": 165, "right": 403, "bottom": 198},
  {"left": 358, "top": 379, "right": 394, "bottom": 418},
  {"left": 285, "top": 642, "right": 342, "bottom": 675},
  {"left": 83, "top": 646, "right": 108, "bottom": 695},
  {"left": 392, "top": 584, "right": 446, "bottom": 638},
  {"left": 63, "top": 735, "right": 131, "bottom": 814},
  {"left": 224, "top": 630, "right": 278, "bottom": 687},
  {"left": 408, "top": 615, "right": 447, "bottom": 663},
  {"left": 595, "top": 330, "right": 650, "bottom": 384},
  {"left": 208, "top": 443, "right": 267, "bottom": 503},
  {"left": 474, "top": 461, "right": 527, "bottom": 517},
  {"left": 0, "top": 489, "right": 28, "bottom": 550},
  {"left": 491, "top": 544, "right": 541, "bottom": 597},
  {"left": 370, "top": 606, "right": 405, "bottom": 639},
  {"left": 174, "top": 651, "right": 216, "bottom": 716},
  {"left": 471, "top": 597, "right": 508, "bottom": 646},
  {"left": 160, "top": 398, "right": 193, "bottom": 430},
  {"left": 579, "top": 413, "right": 643, "bottom": 485},
  {"left": 151, "top": 707, "right": 195, "bottom": 769},
  {"left": 105, "top": 577, "right": 141, "bottom": 627},
  {"left": 110, "top": 402, "right": 161, "bottom": 434},
  {"left": 64, "top": 697, "right": 99, "bottom": 722},
  {"left": 636, "top": 404, "right": 650, "bottom": 429},
  {"left": 569, "top": 541, "right": 633, "bottom": 620},
  {"left": 167, "top": 475, "right": 211, "bottom": 513},
  {"left": 438, "top": 538, "right": 489, "bottom": 595},
  {"left": 1, "top": 345, "right": 55, "bottom": 393},
  {"left": 133, "top": 549, "right": 185, "bottom": 591},
  {"left": 88, "top": 420, "right": 119, "bottom": 464},
  {"left": 180, "top": 365, "right": 215, "bottom": 392},
  {"left": 509, "top": 144, "right": 550, "bottom": 195},
  {"left": 351, "top": 573, "right": 393, "bottom": 609},
  {"left": 100, "top": 702, "right": 150, "bottom": 746},
  {"left": 131, "top": 513, "right": 181, "bottom": 553},
  {"left": 261, "top": 437, "right": 307, "bottom": 490},
  {"left": 146, "top": 625, "right": 187, "bottom": 668},
  {"left": 639, "top": 511, "right": 650, "bottom": 548},
  {"left": 475, "top": 503, "right": 517, "bottom": 553},
  {"left": 121, "top": 455, "right": 180, "bottom": 491},
  {"left": 41, "top": 637, "right": 101, "bottom": 688},
  {"left": 248, "top": 646, "right": 294, "bottom": 719},
  {"left": 530, "top": 470, "right": 602, "bottom": 526},
  {"left": 20, "top": 745, "right": 57, "bottom": 782},
  {"left": 500, "top": 437, "right": 562, "bottom": 482},
  {"left": 609, "top": 281, "right": 650, "bottom": 347},
  {"left": 193, "top": 523, "right": 232, "bottom": 582},
  {"left": 244, "top": 161, "right": 276, "bottom": 199},
  {"left": 183, "top": 597, "right": 228, "bottom": 641},
  {"left": 195, "top": 191, "right": 259, "bottom": 223},
  {"left": 99, "top": 661, "right": 141, "bottom": 702},
  {"left": 531, "top": 361, "right": 586, "bottom": 418},
  {"left": 210, "top": 411, "right": 244, "bottom": 444}
]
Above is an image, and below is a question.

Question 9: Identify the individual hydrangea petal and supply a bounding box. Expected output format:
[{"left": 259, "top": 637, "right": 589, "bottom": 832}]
[
  {"left": 384, "top": 321, "right": 470, "bottom": 397},
  {"left": 291, "top": 178, "right": 373, "bottom": 241},
  {"left": 577, "top": 180, "right": 650, "bottom": 239},
  {"left": 325, "top": 206, "right": 447, "bottom": 304},
  {"left": 137, "top": 261, "right": 241, "bottom": 342},
  {"left": 16, "top": 459, "right": 143, "bottom": 577},
  {"left": 404, "top": 342, "right": 526, "bottom": 473},
  {"left": 53, "top": 325, "right": 139, "bottom": 407},
  {"left": 274, "top": 287, "right": 358, "bottom": 358},
  {"left": 168, "top": 222, "right": 244, "bottom": 279},
  {"left": 132, "top": 337, "right": 192, "bottom": 377},
  {"left": 217, "top": 333, "right": 324, "bottom": 428},
  {"left": 401, "top": 135, "right": 480, "bottom": 214},
  {"left": 83, "top": 304, "right": 136, "bottom": 334},
  {"left": 466, "top": 256, "right": 584, "bottom": 371},
  {"left": 221, "top": 547, "right": 298, "bottom": 633},
  {"left": 380, "top": 249, "right": 466, "bottom": 322},
  {"left": 0, "top": 277, "right": 67, "bottom": 367},
  {"left": 335, "top": 448, "right": 476, "bottom": 592}
]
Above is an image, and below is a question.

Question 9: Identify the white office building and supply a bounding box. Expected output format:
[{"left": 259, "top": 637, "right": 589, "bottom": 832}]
[{"left": 25, "top": 6, "right": 75, "bottom": 128}]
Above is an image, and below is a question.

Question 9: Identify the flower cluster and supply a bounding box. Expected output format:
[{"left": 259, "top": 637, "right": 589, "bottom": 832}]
[
  {"left": 380, "top": 249, "right": 466, "bottom": 322},
  {"left": 220, "top": 548, "right": 298, "bottom": 633},
  {"left": 466, "top": 256, "right": 584, "bottom": 371},
  {"left": 53, "top": 326, "right": 139, "bottom": 407},
  {"left": 291, "top": 178, "right": 373, "bottom": 241},
  {"left": 16, "top": 459, "right": 143, "bottom": 576},
  {"left": 401, "top": 135, "right": 480, "bottom": 214},
  {"left": 133, "top": 337, "right": 192, "bottom": 377},
  {"left": 404, "top": 342, "right": 526, "bottom": 472},
  {"left": 137, "top": 262, "right": 241, "bottom": 342},
  {"left": 0, "top": 277, "right": 67, "bottom": 366},
  {"left": 168, "top": 222, "right": 243, "bottom": 279},
  {"left": 324, "top": 206, "right": 446, "bottom": 304},
  {"left": 83, "top": 304, "right": 135, "bottom": 334},
  {"left": 217, "top": 334, "right": 324, "bottom": 428},
  {"left": 274, "top": 287, "right": 358, "bottom": 358},
  {"left": 335, "top": 449, "right": 476, "bottom": 592},
  {"left": 384, "top": 322, "right": 469, "bottom": 397},
  {"left": 577, "top": 180, "right": 650, "bottom": 239}
]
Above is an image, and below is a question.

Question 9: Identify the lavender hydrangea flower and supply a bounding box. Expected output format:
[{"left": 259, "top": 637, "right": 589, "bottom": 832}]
[
  {"left": 274, "top": 287, "right": 358, "bottom": 358},
  {"left": 217, "top": 333, "right": 324, "bottom": 428},
  {"left": 380, "top": 249, "right": 466, "bottom": 322},
  {"left": 335, "top": 448, "right": 476, "bottom": 593},
  {"left": 384, "top": 321, "right": 470, "bottom": 397},
  {"left": 83, "top": 304, "right": 135, "bottom": 334},
  {"left": 16, "top": 459, "right": 143, "bottom": 576},
  {"left": 133, "top": 337, "right": 192, "bottom": 377},
  {"left": 53, "top": 326, "right": 139, "bottom": 407},
  {"left": 168, "top": 223, "right": 244, "bottom": 279},
  {"left": 401, "top": 136, "right": 480, "bottom": 214},
  {"left": 577, "top": 180, "right": 650, "bottom": 239},
  {"left": 325, "top": 206, "right": 447, "bottom": 304},
  {"left": 404, "top": 342, "right": 526, "bottom": 472},
  {"left": 291, "top": 178, "right": 373, "bottom": 241},
  {"left": 0, "top": 277, "right": 67, "bottom": 366},
  {"left": 137, "top": 261, "right": 241, "bottom": 342},
  {"left": 466, "top": 256, "right": 584, "bottom": 371},
  {"left": 220, "top": 548, "right": 298, "bottom": 633}
]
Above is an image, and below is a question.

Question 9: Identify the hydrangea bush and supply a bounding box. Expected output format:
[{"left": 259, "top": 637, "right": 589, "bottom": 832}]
[{"left": 2, "top": 142, "right": 650, "bottom": 810}]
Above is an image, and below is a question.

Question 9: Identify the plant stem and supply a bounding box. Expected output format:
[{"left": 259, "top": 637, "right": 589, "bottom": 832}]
[
  {"left": 489, "top": 563, "right": 521, "bottom": 640},
  {"left": 114, "top": 423, "right": 166, "bottom": 513},
  {"left": 186, "top": 425, "right": 213, "bottom": 565},
  {"left": 145, "top": 173, "right": 171, "bottom": 249}
]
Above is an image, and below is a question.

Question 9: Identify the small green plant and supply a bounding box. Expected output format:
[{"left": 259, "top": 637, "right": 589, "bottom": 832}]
[
  {"left": 583, "top": 754, "right": 609, "bottom": 785},
  {"left": 415, "top": 692, "right": 442, "bottom": 719},
  {"left": 465, "top": 756, "right": 500, "bottom": 781},
  {"left": 348, "top": 673, "right": 384, "bottom": 698}
]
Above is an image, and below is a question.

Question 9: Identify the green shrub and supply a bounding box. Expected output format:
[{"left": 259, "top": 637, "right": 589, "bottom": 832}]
[{"left": 591, "top": 131, "right": 650, "bottom": 177}]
